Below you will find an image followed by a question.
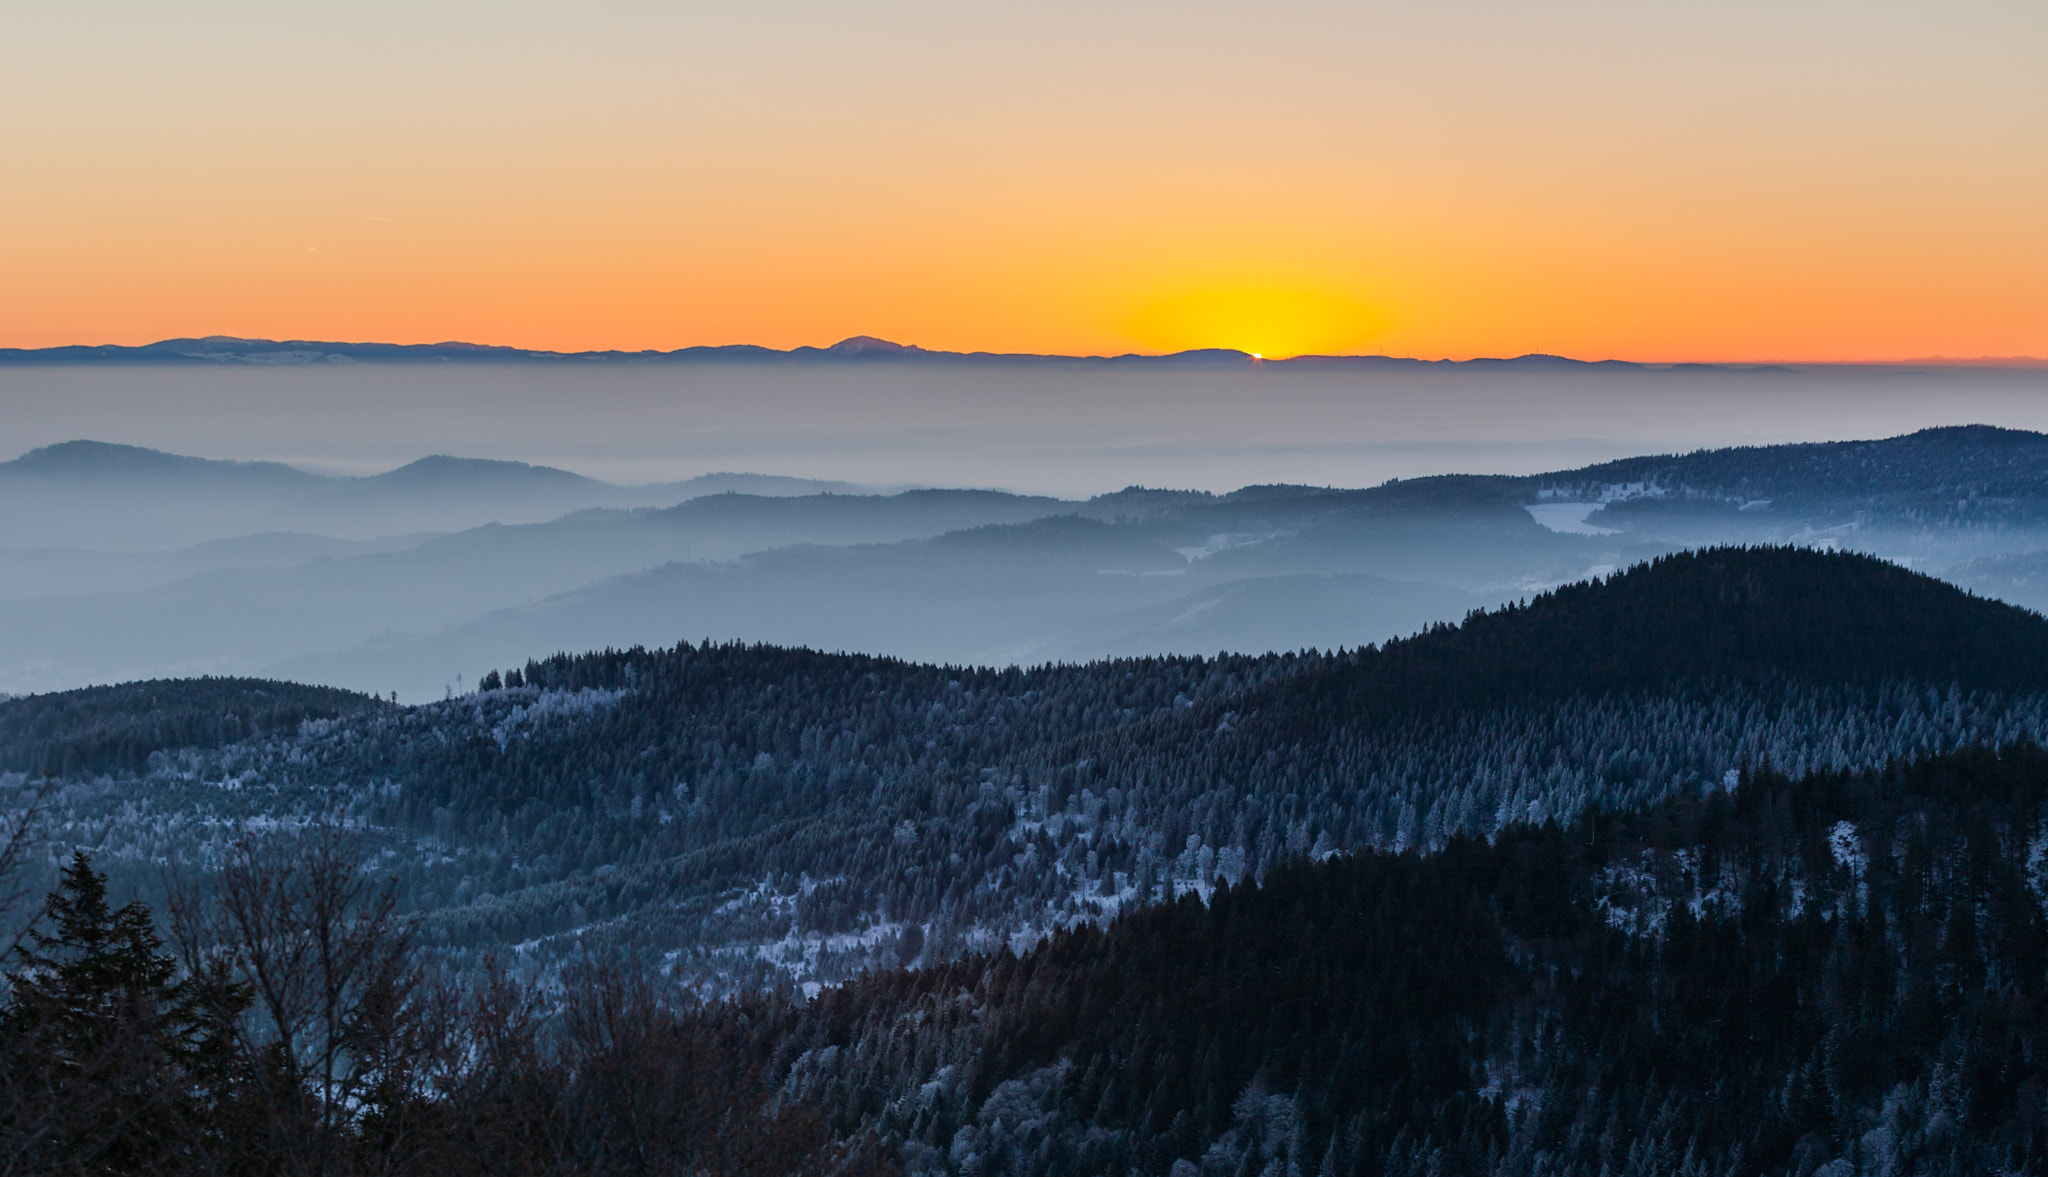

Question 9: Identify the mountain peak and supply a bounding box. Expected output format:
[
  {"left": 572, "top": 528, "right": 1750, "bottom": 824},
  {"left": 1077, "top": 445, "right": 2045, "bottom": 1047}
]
[
  {"left": 1290, "top": 546, "right": 2048, "bottom": 721},
  {"left": 2, "top": 440, "right": 312, "bottom": 483},
  {"left": 827, "top": 336, "right": 918, "bottom": 354},
  {"left": 10, "top": 440, "right": 188, "bottom": 471},
  {"left": 368, "top": 454, "right": 604, "bottom": 489}
]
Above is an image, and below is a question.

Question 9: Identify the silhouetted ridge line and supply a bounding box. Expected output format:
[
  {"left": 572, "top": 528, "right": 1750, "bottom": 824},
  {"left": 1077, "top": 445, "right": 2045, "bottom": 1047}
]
[
  {"left": 477, "top": 546, "right": 2047, "bottom": 703},
  {"left": 1269, "top": 546, "right": 2048, "bottom": 723},
  {"left": 0, "top": 336, "right": 1831, "bottom": 369}
]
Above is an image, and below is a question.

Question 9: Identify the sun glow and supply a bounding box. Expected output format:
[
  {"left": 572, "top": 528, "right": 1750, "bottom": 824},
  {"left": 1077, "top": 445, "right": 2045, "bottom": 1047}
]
[
  {"left": 1124, "top": 289, "right": 1386, "bottom": 359},
  {"left": 0, "top": 3, "right": 2042, "bottom": 359}
]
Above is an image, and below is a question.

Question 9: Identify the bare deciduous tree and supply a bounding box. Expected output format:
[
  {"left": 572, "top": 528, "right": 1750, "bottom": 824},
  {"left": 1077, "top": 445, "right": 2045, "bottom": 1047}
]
[
  {"left": 0, "top": 795, "right": 47, "bottom": 961},
  {"left": 170, "top": 825, "right": 425, "bottom": 1177}
]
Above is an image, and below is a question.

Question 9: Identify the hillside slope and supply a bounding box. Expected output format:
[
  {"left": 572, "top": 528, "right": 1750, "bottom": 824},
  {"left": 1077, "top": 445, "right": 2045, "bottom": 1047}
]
[
  {"left": 13, "top": 548, "right": 2048, "bottom": 992},
  {"left": 0, "top": 489, "right": 1072, "bottom": 695},
  {"left": 756, "top": 742, "right": 2048, "bottom": 1176}
]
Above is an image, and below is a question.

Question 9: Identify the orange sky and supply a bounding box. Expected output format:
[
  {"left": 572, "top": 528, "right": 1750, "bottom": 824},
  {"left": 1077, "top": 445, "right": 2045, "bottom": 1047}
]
[{"left": 3, "top": 1, "right": 2043, "bottom": 361}]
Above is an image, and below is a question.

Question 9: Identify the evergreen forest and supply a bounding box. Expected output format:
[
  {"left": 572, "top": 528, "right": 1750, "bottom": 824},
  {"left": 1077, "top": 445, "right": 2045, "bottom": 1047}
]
[
  {"left": 3, "top": 546, "right": 2048, "bottom": 1174},
  {"left": 6, "top": 742, "right": 2046, "bottom": 1175}
]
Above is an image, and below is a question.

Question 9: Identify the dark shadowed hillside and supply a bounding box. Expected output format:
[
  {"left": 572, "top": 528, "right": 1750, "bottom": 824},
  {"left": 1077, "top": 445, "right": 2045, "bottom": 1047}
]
[
  {"left": 6, "top": 548, "right": 2048, "bottom": 1174},
  {"left": 12, "top": 547, "right": 2048, "bottom": 995},
  {"left": 1261, "top": 545, "right": 2048, "bottom": 722},
  {"left": 1551, "top": 424, "right": 2048, "bottom": 522},
  {"left": 8, "top": 742, "right": 2043, "bottom": 1176},
  {"left": 0, "top": 679, "right": 388, "bottom": 778},
  {"left": 758, "top": 742, "right": 2048, "bottom": 1176}
]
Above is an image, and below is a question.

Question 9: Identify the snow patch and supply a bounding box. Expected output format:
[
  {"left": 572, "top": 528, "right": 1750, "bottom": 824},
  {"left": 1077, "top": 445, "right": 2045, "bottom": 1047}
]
[
  {"left": 2026, "top": 830, "right": 2048, "bottom": 913},
  {"left": 1524, "top": 503, "right": 1621, "bottom": 535},
  {"left": 1173, "top": 532, "right": 1285, "bottom": 562},
  {"left": 1829, "top": 821, "right": 1865, "bottom": 876}
]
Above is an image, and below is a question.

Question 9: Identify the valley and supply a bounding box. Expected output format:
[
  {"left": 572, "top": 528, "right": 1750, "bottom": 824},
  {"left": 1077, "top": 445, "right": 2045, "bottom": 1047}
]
[
  {"left": 10, "top": 426, "right": 2048, "bottom": 699},
  {"left": 9, "top": 431, "right": 2048, "bottom": 1175},
  {"left": 5, "top": 547, "right": 2048, "bottom": 1174}
]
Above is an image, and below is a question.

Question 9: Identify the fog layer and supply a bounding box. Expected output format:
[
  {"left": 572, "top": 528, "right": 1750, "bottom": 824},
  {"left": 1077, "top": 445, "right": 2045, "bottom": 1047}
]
[
  {"left": 6, "top": 362, "right": 2047, "bottom": 495},
  {"left": 6, "top": 364, "right": 2048, "bottom": 700}
]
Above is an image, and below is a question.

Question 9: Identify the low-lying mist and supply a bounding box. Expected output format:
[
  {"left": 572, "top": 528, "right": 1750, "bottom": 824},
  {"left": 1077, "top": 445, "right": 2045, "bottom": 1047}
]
[
  {"left": 4, "top": 361, "right": 2048, "bottom": 700},
  {"left": 6, "top": 360, "right": 2047, "bottom": 495}
]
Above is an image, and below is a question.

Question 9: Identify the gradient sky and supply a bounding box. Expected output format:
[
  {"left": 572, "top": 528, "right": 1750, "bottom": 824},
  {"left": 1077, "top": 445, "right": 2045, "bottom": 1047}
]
[{"left": 4, "top": 1, "right": 2043, "bottom": 361}]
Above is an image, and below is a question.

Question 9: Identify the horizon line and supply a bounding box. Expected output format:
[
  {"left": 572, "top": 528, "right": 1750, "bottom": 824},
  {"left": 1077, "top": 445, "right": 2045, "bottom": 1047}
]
[{"left": 1, "top": 334, "right": 2045, "bottom": 370}]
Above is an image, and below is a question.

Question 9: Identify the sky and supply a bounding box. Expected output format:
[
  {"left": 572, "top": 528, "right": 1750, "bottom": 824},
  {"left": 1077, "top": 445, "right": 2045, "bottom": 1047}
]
[{"left": 3, "top": 1, "right": 2044, "bottom": 362}]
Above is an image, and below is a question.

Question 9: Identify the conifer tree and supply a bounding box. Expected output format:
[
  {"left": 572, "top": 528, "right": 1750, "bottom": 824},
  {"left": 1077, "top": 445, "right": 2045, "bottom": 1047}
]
[{"left": 0, "top": 852, "right": 212, "bottom": 1174}]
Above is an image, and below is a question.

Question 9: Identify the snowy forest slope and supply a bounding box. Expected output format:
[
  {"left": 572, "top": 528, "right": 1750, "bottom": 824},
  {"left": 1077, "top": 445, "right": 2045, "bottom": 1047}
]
[{"left": 8, "top": 547, "right": 2048, "bottom": 993}]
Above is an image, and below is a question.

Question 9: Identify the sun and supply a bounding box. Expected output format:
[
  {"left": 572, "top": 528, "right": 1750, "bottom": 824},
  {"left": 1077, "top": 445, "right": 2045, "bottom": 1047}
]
[{"left": 1123, "top": 289, "right": 1386, "bottom": 359}]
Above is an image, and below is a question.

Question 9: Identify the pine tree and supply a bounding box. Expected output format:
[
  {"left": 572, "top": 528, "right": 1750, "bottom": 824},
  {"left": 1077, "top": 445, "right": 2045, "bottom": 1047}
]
[{"left": 0, "top": 852, "right": 213, "bottom": 1173}]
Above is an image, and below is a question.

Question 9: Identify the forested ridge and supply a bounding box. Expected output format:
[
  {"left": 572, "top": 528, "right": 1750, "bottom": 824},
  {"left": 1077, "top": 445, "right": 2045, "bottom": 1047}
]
[
  {"left": 1530, "top": 423, "right": 2048, "bottom": 527},
  {"left": 0, "top": 678, "right": 387, "bottom": 778},
  {"left": 762, "top": 742, "right": 2048, "bottom": 1176},
  {"left": 1264, "top": 543, "right": 2048, "bottom": 718},
  {"left": 5, "top": 546, "right": 2048, "bottom": 1174},
  {"left": 9, "top": 547, "right": 2048, "bottom": 993},
  {"left": 7, "top": 743, "right": 2048, "bottom": 1175}
]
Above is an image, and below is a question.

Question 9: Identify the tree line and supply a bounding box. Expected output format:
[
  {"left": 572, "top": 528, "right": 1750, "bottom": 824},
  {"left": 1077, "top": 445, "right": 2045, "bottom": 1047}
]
[
  {"left": 9, "top": 740, "right": 2048, "bottom": 1175},
  {"left": 13, "top": 547, "right": 2048, "bottom": 995}
]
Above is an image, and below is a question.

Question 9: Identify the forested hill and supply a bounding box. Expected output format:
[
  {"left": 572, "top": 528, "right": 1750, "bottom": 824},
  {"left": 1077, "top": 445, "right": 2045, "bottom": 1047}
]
[
  {"left": 0, "top": 678, "right": 388, "bottom": 778},
  {"left": 15, "top": 742, "right": 2043, "bottom": 1176},
  {"left": 1260, "top": 545, "right": 2048, "bottom": 723},
  {"left": 489, "top": 545, "right": 2048, "bottom": 706},
  {"left": 1531, "top": 423, "right": 2048, "bottom": 515},
  {"left": 757, "top": 742, "right": 2048, "bottom": 1177},
  {"left": 13, "top": 547, "right": 2048, "bottom": 992}
]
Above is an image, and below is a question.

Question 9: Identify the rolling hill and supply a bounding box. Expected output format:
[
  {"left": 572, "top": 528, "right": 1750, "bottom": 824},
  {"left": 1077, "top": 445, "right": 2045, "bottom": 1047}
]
[
  {"left": 11, "top": 547, "right": 2048, "bottom": 996},
  {"left": 7, "top": 547, "right": 2048, "bottom": 1176}
]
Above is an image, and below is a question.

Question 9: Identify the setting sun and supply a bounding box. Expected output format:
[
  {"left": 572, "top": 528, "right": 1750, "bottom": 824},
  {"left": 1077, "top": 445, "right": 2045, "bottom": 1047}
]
[{"left": 1123, "top": 289, "right": 1386, "bottom": 359}]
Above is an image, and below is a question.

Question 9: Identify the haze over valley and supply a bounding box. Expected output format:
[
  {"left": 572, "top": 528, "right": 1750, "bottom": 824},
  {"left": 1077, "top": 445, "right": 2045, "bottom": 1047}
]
[
  {"left": 9, "top": 0, "right": 2048, "bottom": 1167},
  {"left": 7, "top": 373, "right": 2048, "bottom": 700},
  {"left": 7, "top": 354, "right": 2048, "bottom": 499}
]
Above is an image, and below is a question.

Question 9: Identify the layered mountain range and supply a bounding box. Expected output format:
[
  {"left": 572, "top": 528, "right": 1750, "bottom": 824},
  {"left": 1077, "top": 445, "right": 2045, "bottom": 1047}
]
[
  {"left": 7, "top": 537, "right": 2048, "bottom": 1173},
  {"left": 6, "top": 427, "right": 2048, "bottom": 699},
  {"left": 0, "top": 439, "right": 868, "bottom": 551},
  {"left": 0, "top": 333, "right": 1806, "bottom": 369},
  {"left": 7, "top": 547, "right": 2048, "bottom": 994}
]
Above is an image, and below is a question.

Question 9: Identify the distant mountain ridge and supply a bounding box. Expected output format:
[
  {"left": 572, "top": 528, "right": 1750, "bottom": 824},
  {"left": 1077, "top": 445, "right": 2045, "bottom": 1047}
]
[
  {"left": 1529, "top": 423, "right": 2048, "bottom": 505},
  {"left": 0, "top": 440, "right": 866, "bottom": 496},
  {"left": 17, "top": 426, "right": 2048, "bottom": 696},
  {"left": 4, "top": 439, "right": 324, "bottom": 486},
  {"left": 0, "top": 440, "right": 878, "bottom": 552},
  {"left": 0, "top": 334, "right": 1815, "bottom": 370}
]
